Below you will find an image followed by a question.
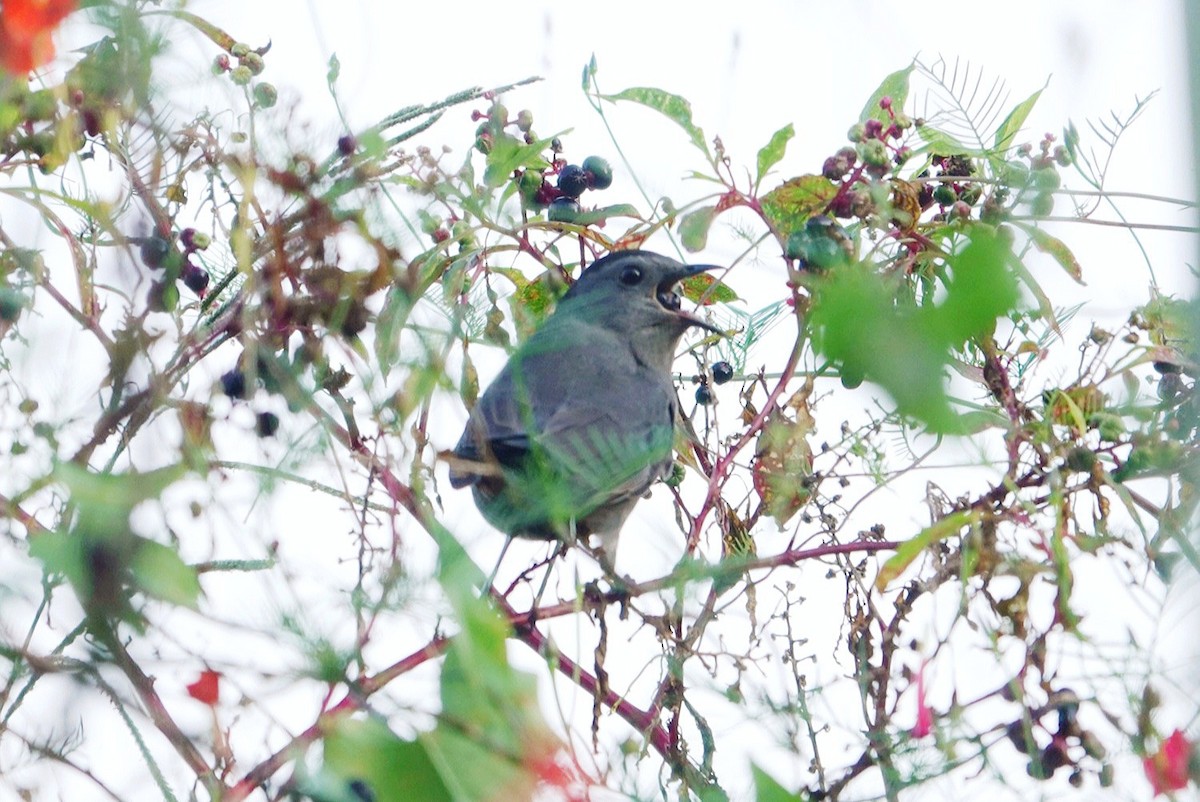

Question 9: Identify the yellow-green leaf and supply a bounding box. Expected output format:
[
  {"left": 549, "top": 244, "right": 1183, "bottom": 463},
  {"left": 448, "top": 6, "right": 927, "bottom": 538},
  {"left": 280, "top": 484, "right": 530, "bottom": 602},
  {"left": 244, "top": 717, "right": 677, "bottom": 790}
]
[
  {"left": 679, "top": 205, "right": 718, "bottom": 252},
  {"left": 602, "top": 86, "right": 708, "bottom": 154},
  {"left": 755, "top": 123, "right": 794, "bottom": 187},
  {"left": 760, "top": 175, "right": 838, "bottom": 235},
  {"left": 876, "top": 509, "right": 984, "bottom": 589}
]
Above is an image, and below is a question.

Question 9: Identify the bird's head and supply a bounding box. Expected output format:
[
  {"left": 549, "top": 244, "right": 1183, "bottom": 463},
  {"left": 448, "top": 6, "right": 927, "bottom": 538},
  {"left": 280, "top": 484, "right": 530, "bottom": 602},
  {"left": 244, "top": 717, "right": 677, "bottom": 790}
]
[{"left": 557, "top": 251, "right": 723, "bottom": 346}]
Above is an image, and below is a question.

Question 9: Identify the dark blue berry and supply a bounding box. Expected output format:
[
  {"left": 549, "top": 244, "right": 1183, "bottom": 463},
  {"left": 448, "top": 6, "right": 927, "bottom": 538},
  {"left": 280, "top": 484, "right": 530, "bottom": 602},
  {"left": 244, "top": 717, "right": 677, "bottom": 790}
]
[
  {"left": 557, "top": 164, "right": 589, "bottom": 198},
  {"left": 712, "top": 361, "right": 734, "bottom": 385},
  {"left": 220, "top": 369, "right": 247, "bottom": 399},
  {"left": 140, "top": 237, "right": 171, "bottom": 269},
  {"left": 182, "top": 264, "right": 210, "bottom": 295},
  {"left": 255, "top": 411, "right": 280, "bottom": 437},
  {"left": 695, "top": 384, "right": 714, "bottom": 405}
]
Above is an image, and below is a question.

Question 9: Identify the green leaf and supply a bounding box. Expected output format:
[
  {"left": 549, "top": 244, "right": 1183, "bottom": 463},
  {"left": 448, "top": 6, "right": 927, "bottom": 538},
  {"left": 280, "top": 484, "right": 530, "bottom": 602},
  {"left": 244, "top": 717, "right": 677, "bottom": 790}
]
[
  {"left": 56, "top": 462, "right": 187, "bottom": 536},
  {"left": 681, "top": 272, "right": 738, "bottom": 304},
  {"left": 915, "top": 125, "right": 972, "bottom": 156},
  {"left": 859, "top": 64, "right": 913, "bottom": 123},
  {"left": 424, "top": 725, "right": 532, "bottom": 802},
  {"left": 928, "top": 226, "right": 1020, "bottom": 346},
  {"left": 373, "top": 286, "right": 414, "bottom": 377},
  {"left": 679, "top": 205, "right": 718, "bottom": 252},
  {"left": 808, "top": 265, "right": 958, "bottom": 432},
  {"left": 130, "top": 540, "right": 201, "bottom": 608},
  {"left": 483, "top": 134, "right": 554, "bottom": 188},
  {"left": 753, "top": 764, "right": 802, "bottom": 801},
  {"left": 327, "top": 53, "right": 341, "bottom": 87},
  {"left": 581, "top": 53, "right": 598, "bottom": 90},
  {"left": 570, "top": 203, "right": 641, "bottom": 227},
  {"left": 994, "top": 84, "right": 1046, "bottom": 151},
  {"left": 28, "top": 531, "right": 84, "bottom": 588},
  {"left": 876, "top": 509, "right": 984, "bottom": 589},
  {"left": 601, "top": 86, "right": 708, "bottom": 155},
  {"left": 760, "top": 175, "right": 838, "bottom": 235},
  {"left": 322, "top": 718, "right": 453, "bottom": 802},
  {"left": 155, "top": 9, "right": 238, "bottom": 51},
  {"left": 755, "top": 123, "right": 794, "bottom": 187},
  {"left": 1017, "top": 222, "right": 1085, "bottom": 283}
]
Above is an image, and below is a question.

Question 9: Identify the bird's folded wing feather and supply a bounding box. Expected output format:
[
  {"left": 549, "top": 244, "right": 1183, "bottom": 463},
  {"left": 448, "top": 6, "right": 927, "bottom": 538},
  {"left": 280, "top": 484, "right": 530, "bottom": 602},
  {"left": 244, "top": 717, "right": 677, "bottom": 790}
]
[{"left": 449, "top": 327, "right": 674, "bottom": 502}]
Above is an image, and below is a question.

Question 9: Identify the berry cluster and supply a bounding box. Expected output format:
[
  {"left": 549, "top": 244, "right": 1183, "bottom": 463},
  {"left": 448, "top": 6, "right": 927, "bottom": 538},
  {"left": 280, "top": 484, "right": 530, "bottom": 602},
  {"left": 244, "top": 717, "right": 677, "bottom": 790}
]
[
  {"left": 140, "top": 227, "right": 213, "bottom": 312},
  {"left": 1011, "top": 133, "right": 1070, "bottom": 218},
  {"left": 820, "top": 96, "right": 915, "bottom": 224},
  {"left": 693, "top": 360, "right": 735, "bottom": 405},
  {"left": 470, "top": 101, "right": 617, "bottom": 224},
  {"left": 785, "top": 215, "right": 853, "bottom": 272},
  {"left": 219, "top": 357, "right": 284, "bottom": 439},
  {"left": 543, "top": 155, "right": 613, "bottom": 223},
  {"left": 1004, "top": 689, "right": 1112, "bottom": 788},
  {"left": 212, "top": 42, "right": 276, "bottom": 109}
]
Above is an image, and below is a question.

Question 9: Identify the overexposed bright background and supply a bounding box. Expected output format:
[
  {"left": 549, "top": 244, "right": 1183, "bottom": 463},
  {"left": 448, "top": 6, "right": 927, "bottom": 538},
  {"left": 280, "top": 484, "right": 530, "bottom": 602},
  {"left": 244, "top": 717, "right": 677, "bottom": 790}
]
[{"left": 9, "top": 1, "right": 1197, "bottom": 800}]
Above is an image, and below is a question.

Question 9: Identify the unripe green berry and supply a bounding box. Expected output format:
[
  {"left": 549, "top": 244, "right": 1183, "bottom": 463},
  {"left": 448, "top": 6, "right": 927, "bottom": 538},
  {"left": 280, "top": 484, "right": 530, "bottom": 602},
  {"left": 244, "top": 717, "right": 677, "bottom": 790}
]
[
  {"left": 239, "top": 51, "right": 265, "bottom": 75},
  {"left": 857, "top": 139, "right": 889, "bottom": 168},
  {"left": 932, "top": 185, "right": 958, "bottom": 206},
  {"left": 230, "top": 66, "right": 253, "bottom": 86},
  {"left": 253, "top": 83, "right": 277, "bottom": 108},
  {"left": 1030, "top": 192, "right": 1054, "bottom": 216},
  {"left": 581, "top": 155, "right": 613, "bottom": 190},
  {"left": 547, "top": 197, "right": 582, "bottom": 223}
]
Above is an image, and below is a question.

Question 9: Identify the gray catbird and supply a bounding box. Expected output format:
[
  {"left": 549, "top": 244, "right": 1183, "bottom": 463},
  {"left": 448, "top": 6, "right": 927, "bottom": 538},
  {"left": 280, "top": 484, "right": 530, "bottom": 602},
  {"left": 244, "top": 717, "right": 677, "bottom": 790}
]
[{"left": 449, "top": 250, "right": 722, "bottom": 564}]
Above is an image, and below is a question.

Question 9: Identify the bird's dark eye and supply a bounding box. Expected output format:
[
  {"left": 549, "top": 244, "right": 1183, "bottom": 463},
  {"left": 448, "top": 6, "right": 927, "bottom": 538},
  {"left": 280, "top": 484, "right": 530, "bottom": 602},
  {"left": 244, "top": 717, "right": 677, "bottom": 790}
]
[{"left": 619, "top": 265, "right": 643, "bottom": 286}]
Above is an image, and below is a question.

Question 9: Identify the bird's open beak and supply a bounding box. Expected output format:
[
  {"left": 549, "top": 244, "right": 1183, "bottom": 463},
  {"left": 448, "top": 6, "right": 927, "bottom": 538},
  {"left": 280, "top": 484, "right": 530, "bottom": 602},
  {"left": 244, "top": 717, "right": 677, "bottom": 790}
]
[{"left": 657, "top": 263, "right": 724, "bottom": 334}]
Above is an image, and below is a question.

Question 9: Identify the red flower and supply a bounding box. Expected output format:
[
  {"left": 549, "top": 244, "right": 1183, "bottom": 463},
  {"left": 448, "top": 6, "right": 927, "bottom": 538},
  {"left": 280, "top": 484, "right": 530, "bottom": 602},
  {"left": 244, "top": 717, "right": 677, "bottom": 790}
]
[
  {"left": 186, "top": 669, "right": 221, "bottom": 706},
  {"left": 0, "top": 0, "right": 77, "bottom": 74},
  {"left": 1143, "top": 729, "right": 1193, "bottom": 795},
  {"left": 911, "top": 661, "right": 934, "bottom": 738}
]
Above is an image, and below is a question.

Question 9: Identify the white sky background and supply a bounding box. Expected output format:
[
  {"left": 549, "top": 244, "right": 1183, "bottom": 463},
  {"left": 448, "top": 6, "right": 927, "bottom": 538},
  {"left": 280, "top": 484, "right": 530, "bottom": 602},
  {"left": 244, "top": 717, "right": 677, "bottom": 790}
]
[
  {"left": 182, "top": 1, "right": 1194, "bottom": 798},
  {"left": 171, "top": 0, "right": 1200, "bottom": 796},
  {"left": 6, "top": 1, "right": 1198, "bottom": 800}
]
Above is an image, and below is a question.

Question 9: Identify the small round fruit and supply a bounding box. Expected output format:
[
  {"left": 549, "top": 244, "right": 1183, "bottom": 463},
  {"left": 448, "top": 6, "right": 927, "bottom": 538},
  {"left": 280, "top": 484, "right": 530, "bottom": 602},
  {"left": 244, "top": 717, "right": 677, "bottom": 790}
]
[
  {"left": 0, "top": 286, "right": 25, "bottom": 322},
  {"left": 1030, "top": 192, "right": 1055, "bottom": 216},
  {"left": 516, "top": 109, "right": 534, "bottom": 132},
  {"left": 140, "top": 237, "right": 171, "bottom": 269},
  {"left": 932, "top": 185, "right": 957, "bottom": 206},
  {"left": 547, "top": 197, "right": 582, "bottom": 223},
  {"left": 804, "top": 236, "right": 846, "bottom": 270},
  {"left": 840, "top": 366, "right": 864, "bottom": 389},
  {"left": 256, "top": 411, "right": 280, "bottom": 437},
  {"left": 695, "top": 384, "right": 715, "bottom": 405},
  {"left": 253, "top": 82, "right": 278, "bottom": 109},
  {"left": 581, "top": 155, "right": 613, "bottom": 189},
  {"left": 785, "top": 230, "right": 810, "bottom": 262},
  {"left": 712, "top": 361, "right": 734, "bottom": 385},
  {"left": 182, "top": 265, "right": 210, "bottom": 295},
  {"left": 229, "top": 65, "right": 253, "bottom": 86},
  {"left": 220, "top": 369, "right": 247, "bottom": 399},
  {"left": 147, "top": 281, "right": 179, "bottom": 313},
  {"left": 337, "top": 134, "right": 357, "bottom": 155},
  {"left": 557, "top": 164, "right": 589, "bottom": 198},
  {"left": 239, "top": 52, "right": 265, "bottom": 75}
]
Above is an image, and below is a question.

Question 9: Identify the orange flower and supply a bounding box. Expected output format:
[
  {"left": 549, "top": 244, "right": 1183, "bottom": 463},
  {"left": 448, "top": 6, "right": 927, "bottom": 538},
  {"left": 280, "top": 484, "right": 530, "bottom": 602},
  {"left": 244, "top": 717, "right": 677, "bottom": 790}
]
[
  {"left": 0, "top": 0, "right": 77, "bottom": 74},
  {"left": 1143, "top": 729, "right": 1193, "bottom": 796}
]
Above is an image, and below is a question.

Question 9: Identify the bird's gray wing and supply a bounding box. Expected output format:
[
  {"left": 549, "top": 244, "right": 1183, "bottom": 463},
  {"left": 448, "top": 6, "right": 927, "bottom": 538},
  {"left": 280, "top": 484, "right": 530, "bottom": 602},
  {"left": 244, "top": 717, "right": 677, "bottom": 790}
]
[{"left": 449, "top": 324, "right": 675, "bottom": 506}]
